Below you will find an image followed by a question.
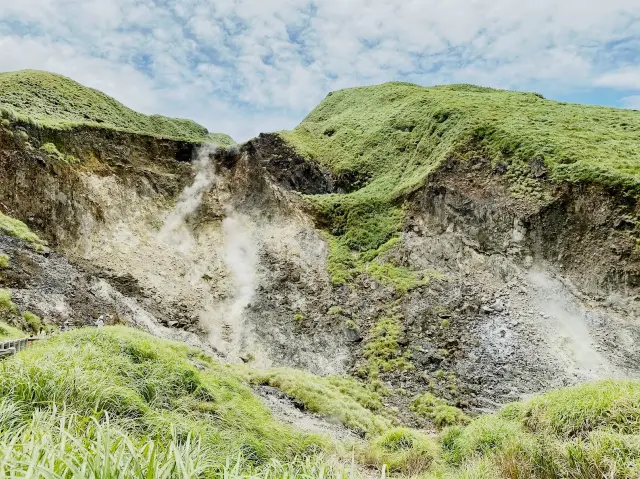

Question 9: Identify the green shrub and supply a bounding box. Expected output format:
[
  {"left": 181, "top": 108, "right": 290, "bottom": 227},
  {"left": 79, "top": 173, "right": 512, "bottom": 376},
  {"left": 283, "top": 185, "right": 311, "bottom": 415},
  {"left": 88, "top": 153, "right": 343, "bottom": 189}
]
[
  {"left": 411, "top": 393, "right": 469, "bottom": 428},
  {"left": 294, "top": 313, "right": 305, "bottom": 322},
  {"left": 327, "top": 306, "right": 342, "bottom": 315},
  {"left": 22, "top": 311, "right": 42, "bottom": 333},
  {"left": 40, "top": 142, "right": 60, "bottom": 155},
  {"left": 0, "top": 254, "right": 8, "bottom": 269},
  {"left": 364, "top": 427, "right": 439, "bottom": 474},
  {"left": 0, "top": 289, "right": 17, "bottom": 312}
]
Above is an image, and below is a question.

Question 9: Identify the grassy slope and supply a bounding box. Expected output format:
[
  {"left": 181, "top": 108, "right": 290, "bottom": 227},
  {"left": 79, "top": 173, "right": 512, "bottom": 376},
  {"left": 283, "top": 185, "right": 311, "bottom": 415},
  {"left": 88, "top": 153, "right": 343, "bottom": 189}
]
[
  {"left": 0, "top": 327, "right": 329, "bottom": 476},
  {"left": 0, "top": 327, "right": 638, "bottom": 478},
  {"left": 282, "top": 82, "right": 640, "bottom": 284},
  {"left": 0, "top": 70, "right": 235, "bottom": 145},
  {"left": 0, "top": 321, "right": 23, "bottom": 340}
]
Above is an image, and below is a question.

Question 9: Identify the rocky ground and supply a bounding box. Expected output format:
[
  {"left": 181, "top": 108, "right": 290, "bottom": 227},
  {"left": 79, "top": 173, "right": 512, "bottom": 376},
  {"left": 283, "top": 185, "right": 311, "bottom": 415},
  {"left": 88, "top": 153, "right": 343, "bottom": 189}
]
[{"left": 1, "top": 127, "right": 639, "bottom": 424}]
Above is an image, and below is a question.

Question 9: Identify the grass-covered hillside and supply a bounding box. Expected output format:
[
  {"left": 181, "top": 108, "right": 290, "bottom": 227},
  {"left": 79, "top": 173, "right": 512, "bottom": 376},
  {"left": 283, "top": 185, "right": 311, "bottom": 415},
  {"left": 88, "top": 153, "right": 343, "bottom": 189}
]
[
  {"left": 0, "top": 70, "right": 234, "bottom": 144},
  {"left": 0, "top": 327, "right": 638, "bottom": 478},
  {"left": 282, "top": 82, "right": 640, "bottom": 284}
]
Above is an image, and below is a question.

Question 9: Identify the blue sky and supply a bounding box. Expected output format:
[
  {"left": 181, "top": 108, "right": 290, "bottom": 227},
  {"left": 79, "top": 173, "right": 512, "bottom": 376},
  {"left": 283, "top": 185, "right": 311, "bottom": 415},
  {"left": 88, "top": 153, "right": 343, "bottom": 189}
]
[{"left": 1, "top": 0, "right": 639, "bottom": 141}]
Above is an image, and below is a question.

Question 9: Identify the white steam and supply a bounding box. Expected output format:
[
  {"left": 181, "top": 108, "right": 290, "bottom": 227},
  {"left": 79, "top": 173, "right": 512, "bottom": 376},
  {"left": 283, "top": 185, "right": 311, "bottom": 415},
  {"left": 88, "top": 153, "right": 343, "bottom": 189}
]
[
  {"left": 160, "top": 145, "right": 217, "bottom": 253},
  {"left": 157, "top": 143, "right": 258, "bottom": 359},
  {"left": 218, "top": 212, "right": 257, "bottom": 357}
]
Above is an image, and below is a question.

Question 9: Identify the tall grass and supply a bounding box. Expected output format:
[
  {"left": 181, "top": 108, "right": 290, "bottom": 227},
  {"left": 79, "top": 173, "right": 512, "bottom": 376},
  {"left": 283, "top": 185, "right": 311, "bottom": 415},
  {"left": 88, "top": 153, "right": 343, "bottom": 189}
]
[{"left": 0, "top": 407, "right": 363, "bottom": 478}]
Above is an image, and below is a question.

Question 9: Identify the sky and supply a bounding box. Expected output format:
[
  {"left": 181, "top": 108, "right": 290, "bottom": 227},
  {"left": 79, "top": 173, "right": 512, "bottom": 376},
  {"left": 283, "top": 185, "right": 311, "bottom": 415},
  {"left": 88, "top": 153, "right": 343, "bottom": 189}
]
[{"left": 1, "top": 0, "right": 640, "bottom": 141}]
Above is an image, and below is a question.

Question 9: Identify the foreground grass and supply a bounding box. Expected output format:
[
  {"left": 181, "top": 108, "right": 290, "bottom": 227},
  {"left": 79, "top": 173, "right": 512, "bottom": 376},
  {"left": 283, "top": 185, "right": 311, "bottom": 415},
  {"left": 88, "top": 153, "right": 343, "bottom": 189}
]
[
  {"left": 0, "top": 327, "right": 329, "bottom": 476},
  {"left": 282, "top": 82, "right": 640, "bottom": 283},
  {"left": 434, "top": 380, "right": 640, "bottom": 479},
  {"left": 0, "top": 327, "right": 638, "bottom": 478},
  {"left": 0, "top": 70, "right": 234, "bottom": 144}
]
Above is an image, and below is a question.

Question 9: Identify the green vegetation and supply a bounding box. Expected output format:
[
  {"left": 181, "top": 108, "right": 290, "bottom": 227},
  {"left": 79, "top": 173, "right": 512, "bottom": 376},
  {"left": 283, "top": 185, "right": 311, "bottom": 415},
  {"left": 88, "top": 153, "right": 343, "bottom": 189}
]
[
  {"left": 364, "top": 428, "right": 438, "bottom": 474},
  {"left": 244, "top": 367, "right": 392, "bottom": 436},
  {"left": 22, "top": 311, "right": 42, "bottom": 333},
  {"left": 0, "top": 253, "right": 8, "bottom": 269},
  {"left": 0, "top": 321, "right": 23, "bottom": 340},
  {"left": 0, "top": 70, "right": 234, "bottom": 144},
  {"left": 39, "top": 142, "right": 80, "bottom": 164},
  {"left": 0, "top": 211, "right": 46, "bottom": 249},
  {"left": 0, "top": 288, "right": 17, "bottom": 313},
  {"left": 294, "top": 312, "right": 305, "bottom": 322},
  {"left": 0, "top": 327, "right": 332, "bottom": 476},
  {"left": 362, "top": 316, "right": 413, "bottom": 378},
  {"left": 328, "top": 306, "right": 343, "bottom": 315},
  {"left": 0, "top": 326, "right": 638, "bottom": 478},
  {"left": 282, "top": 82, "right": 640, "bottom": 286},
  {"left": 411, "top": 393, "right": 469, "bottom": 429},
  {"left": 434, "top": 380, "right": 640, "bottom": 478}
]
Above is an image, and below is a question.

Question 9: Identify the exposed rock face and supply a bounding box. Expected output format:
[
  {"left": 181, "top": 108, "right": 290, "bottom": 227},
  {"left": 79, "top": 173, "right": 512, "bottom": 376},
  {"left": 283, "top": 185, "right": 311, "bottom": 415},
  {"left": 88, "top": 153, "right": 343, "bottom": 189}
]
[{"left": 1, "top": 124, "right": 639, "bottom": 414}]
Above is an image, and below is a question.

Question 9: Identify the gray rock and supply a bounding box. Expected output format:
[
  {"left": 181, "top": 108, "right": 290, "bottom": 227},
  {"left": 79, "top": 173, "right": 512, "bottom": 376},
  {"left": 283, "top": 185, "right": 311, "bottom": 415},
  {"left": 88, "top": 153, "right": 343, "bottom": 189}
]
[
  {"left": 343, "top": 325, "right": 362, "bottom": 343},
  {"left": 491, "top": 299, "right": 505, "bottom": 313}
]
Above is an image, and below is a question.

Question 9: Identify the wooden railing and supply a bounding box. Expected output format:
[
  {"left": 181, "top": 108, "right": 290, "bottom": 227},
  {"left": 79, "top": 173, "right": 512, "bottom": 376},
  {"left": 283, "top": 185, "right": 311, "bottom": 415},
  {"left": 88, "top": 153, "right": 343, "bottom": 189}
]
[{"left": 0, "top": 337, "right": 41, "bottom": 359}]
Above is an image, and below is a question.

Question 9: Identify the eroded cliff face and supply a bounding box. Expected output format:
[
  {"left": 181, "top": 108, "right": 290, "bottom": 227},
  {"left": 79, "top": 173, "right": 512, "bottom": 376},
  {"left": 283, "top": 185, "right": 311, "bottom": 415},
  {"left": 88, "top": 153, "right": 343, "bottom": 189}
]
[{"left": 1, "top": 124, "right": 639, "bottom": 414}]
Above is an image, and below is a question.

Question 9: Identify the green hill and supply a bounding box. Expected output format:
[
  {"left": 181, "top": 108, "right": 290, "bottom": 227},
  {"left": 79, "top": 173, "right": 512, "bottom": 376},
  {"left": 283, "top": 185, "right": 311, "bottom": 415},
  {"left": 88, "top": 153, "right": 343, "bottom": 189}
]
[
  {"left": 282, "top": 82, "right": 640, "bottom": 283},
  {"left": 0, "top": 70, "right": 234, "bottom": 144}
]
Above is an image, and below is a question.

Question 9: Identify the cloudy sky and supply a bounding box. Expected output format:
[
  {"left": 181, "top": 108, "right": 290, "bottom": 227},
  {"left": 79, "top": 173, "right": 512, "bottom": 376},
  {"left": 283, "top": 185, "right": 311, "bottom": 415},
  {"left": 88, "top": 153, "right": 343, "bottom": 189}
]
[{"left": 1, "top": 0, "right": 639, "bottom": 141}]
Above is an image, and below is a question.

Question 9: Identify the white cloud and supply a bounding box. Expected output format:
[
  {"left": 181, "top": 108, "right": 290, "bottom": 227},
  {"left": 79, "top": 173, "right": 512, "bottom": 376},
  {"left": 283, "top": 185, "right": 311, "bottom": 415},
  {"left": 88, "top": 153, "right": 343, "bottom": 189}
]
[
  {"left": 0, "top": 0, "right": 639, "bottom": 141},
  {"left": 595, "top": 68, "right": 640, "bottom": 90},
  {"left": 621, "top": 95, "right": 640, "bottom": 110}
]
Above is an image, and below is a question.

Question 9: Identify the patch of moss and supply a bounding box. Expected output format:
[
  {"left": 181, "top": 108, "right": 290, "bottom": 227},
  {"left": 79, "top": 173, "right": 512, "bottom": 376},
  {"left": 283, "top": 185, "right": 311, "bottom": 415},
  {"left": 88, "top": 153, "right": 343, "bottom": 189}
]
[
  {"left": 0, "top": 254, "right": 8, "bottom": 269},
  {"left": 294, "top": 313, "right": 305, "bottom": 322},
  {"left": 0, "top": 212, "right": 46, "bottom": 249},
  {"left": 363, "top": 316, "right": 413, "bottom": 377},
  {"left": 327, "top": 306, "right": 342, "bottom": 315}
]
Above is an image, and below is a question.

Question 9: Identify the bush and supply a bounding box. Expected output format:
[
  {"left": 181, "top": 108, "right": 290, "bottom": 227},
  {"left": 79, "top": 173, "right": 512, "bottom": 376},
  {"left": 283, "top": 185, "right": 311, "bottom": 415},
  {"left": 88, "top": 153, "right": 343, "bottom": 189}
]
[
  {"left": 0, "top": 254, "right": 8, "bottom": 269},
  {"left": 0, "top": 289, "right": 17, "bottom": 312},
  {"left": 364, "top": 427, "right": 439, "bottom": 474},
  {"left": 23, "top": 311, "right": 42, "bottom": 333}
]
